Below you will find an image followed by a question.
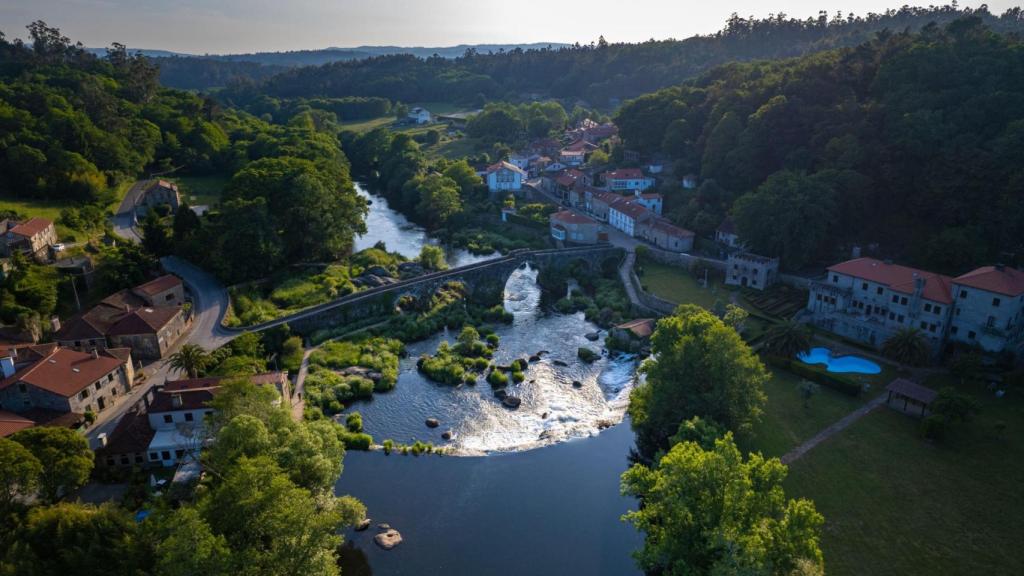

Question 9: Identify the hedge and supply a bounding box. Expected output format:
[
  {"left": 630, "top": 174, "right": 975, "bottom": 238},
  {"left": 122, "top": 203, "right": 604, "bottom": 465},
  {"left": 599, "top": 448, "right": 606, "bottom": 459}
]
[{"left": 764, "top": 355, "right": 862, "bottom": 397}]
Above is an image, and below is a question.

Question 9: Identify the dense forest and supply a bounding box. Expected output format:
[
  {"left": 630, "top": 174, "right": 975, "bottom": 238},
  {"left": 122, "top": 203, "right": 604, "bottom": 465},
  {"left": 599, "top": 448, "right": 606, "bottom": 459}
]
[
  {"left": 614, "top": 16, "right": 1024, "bottom": 273},
  {"left": 212, "top": 5, "right": 1024, "bottom": 107}
]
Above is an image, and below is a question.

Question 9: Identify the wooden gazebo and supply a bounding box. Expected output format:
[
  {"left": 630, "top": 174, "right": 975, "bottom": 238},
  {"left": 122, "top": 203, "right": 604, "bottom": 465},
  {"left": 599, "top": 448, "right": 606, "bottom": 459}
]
[{"left": 885, "top": 378, "right": 938, "bottom": 417}]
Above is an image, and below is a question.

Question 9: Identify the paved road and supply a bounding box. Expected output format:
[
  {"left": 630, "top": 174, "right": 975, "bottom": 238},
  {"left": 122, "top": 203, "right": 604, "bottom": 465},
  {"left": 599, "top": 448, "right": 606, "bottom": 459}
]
[
  {"left": 110, "top": 180, "right": 150, "bottom": 242},
  {"left": 291, "top": 348, "right": 314, "bottom": 422}
]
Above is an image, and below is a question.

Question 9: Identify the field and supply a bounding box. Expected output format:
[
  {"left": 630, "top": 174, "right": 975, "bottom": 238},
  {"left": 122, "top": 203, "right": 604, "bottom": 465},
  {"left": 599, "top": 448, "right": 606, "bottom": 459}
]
[
  {"left": 781, "top": 372, "right": 1024, "bottom": 575},
  {"left": 0, "top": 180, "right": 134, "bottom": 243}
]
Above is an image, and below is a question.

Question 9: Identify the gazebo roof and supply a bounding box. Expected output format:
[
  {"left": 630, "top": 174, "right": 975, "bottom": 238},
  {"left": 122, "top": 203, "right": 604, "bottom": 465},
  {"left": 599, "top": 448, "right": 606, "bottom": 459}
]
[{"left": 886, "top": 378, "right": 938, "bottom": 405}]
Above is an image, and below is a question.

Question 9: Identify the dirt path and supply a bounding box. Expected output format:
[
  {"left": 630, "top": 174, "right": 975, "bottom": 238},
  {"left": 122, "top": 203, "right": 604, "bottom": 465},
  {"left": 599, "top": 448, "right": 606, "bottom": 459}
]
[
  {"left": 291, "top": 348, "right": 314, "bottom": 422},
  {"left": 780, "top": 394, "right": 887, "bottom": 464}
]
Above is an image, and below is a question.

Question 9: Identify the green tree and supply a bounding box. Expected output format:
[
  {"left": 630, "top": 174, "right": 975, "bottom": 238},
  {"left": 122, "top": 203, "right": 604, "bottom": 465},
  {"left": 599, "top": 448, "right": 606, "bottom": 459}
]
[
  {"left": 762, "top": 320, "right": 813, "bottom": 358},
  {"left": 732, "top": 171, "right": 837, "bottom": 270},
  {"left": 881, "top": 327, "right": 931, "bottom": 366},
  {"left": 10, "top": 427, "right": 93, "bottom": 503},
  {"left": 150, "top": 507, "right": 232, "bottom": 576},
  {"left": 166, "top": 343, "right": 211, "bottom": 378},
  {"left": 141, "top": 208, "right": 173, "bottom": 257},
  {"left": 0, "top": 437, "right": 42, "bottom": 510},
  {"left": 629, "top": 305, "right": 768, "bottom": 458},
  {"left": 415, "top": 173, "right": 463, "bottom": 228},
  {"left": 621, "top": 434, "right": 824, "bottom": 576},
  {"left": 441, "top": 159, "right": 483, "bottom": 199},
  {"left": 418, "top": 244, "right": 448, "bottom": 271}
]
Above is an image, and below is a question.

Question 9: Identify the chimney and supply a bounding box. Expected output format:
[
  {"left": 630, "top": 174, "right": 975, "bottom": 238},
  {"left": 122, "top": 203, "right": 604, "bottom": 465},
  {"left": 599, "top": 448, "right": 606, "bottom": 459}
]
[
  {"left": 90, "top": 348, "right": 99, "bottom": 360},
  {"left": 49, "top": 315, "right": 60, "bottom": 333},
  {"left": 97, "top": 432, "right": 108, "bottom": 447},
  {"left": 171, "top": 393, "right": 183, "bottom": 409},
  {"left": 125, "top": 304, "right": 131, "bottom": 314}
]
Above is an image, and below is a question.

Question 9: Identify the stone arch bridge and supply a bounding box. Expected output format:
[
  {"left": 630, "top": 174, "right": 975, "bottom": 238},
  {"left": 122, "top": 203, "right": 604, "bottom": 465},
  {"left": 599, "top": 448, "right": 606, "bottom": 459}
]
[{"left": 228, "top": 245, "right": 623, "bottom": 336}]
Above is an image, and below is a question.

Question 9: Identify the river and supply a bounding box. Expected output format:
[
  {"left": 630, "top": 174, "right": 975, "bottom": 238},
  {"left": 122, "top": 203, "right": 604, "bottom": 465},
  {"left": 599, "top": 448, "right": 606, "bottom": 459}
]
[
  {"left": 336, "top": 186, "right": 643, "bottom": 575},
  {"left": 353, "top": 182, "right": 496, "bottom": 268}
]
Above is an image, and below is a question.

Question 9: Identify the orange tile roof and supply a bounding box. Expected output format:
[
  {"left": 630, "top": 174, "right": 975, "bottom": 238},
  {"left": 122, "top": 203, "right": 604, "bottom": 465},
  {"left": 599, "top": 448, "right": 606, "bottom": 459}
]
[
  {"left": 953, "top": 266, "right": 1024, "bottom": 296},
  {"left": 0, "top": 348, "right": 125, "bottom": 398},
  {"left": 828, "top": 258, "right": 953, "bottom": 304},
  {"left": 615, "top": 318, "right": 656, "bottom": 338},
  {"left": 106, "top": 307, "right": 182, "bottom": 336},
  {"left": 8, "top": 217, "right": 53, "bottom": 238},
  {"left": 0, "top": 410, "right": 35, "bottom": 437},
  {"left": 134, "top": 274, "right": 182, "bottom": 296},
  {"left": 611, "top": 199, "right": 651, "bottom": 220},
  {"left": 485, "top": 161, "right": 526, "bottom": 175},
  {"left": 551, "top": 211, "right": 593, "bottom": 225}
]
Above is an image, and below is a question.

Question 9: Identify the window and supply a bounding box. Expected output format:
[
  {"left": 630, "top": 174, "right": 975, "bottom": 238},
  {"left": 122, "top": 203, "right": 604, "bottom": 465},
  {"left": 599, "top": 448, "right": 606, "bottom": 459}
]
[
  {"left": 920, "top": 321, "right": 928, "bottom": 330},
  {"left": 929, "top": 324, "right": 937, "bottom": 333},
  {"left": 175, "top": 450, "right": 185, "bottom": 459},
  {"left": 987, "top": 316, "right": 996, "bottom": 327},
  {"left": 934, "top": 306, "right": 942, "bottom": 315},
  {"left": 161, "top": 451, "right": 171, "bottom": 460},
  {"left": 17, "top": 383, "right": 26, "bottom": 394},
  {"left": 924, "top": 303, "right": 932, "bottom": 312},
  {"left": 832, "top": 275, "right": 838, "bottom": 284},
  {"left": 80, "top": 389, "right": 89, "bottom": 400},
  {"left": 185, "top": 412, "right": 194, "bottom": 422},
  {"left": 149, "top": 452, "right": 159, "bottom": 461},
  {"left": 891, "top": 295, "right": 899, "bottom": 304},
  {"left": 951, "top": 326, "right": 959, "bottom": 335},
  {"left": 862, "top": 282, "right": 868, "bottom": 290},
  {"left": 816, "top": 294, "right": 822, "bottom": 301},
  {"left": 956, "top": 308, "right": 961, "bottom": 316},
  {"left": 163, "top": 414, "right": 173, "bottom": 424},
  {"left": 968, "top": 331, "right": 976, "bottom": 340},
  {"left": 960, "top": 290, "right": 968, "bottom": 299},
  {"left": 205, "top": 410, "right": 214, "bottom": 417},
  {"left": 165, "top": 293, "right": 174, "bottom": 301},
  {"left": 898, "top": 315, "right": 905, "bottom": 322},
  {"left": 94, "top": 381, "right": 101, "bottom": 391},
  {"left": 993, "top": 297, "right": 1001, "bottom": 307},
  {"left": 120, "top": 456, "right": 129, "bottom": 465},
  {"left": 106, "top": 458, "right": 115, "bottom": 466},
  {"left": 876, "top": 287, "right": 883, "bottom": 295},
  {"left": 901, "top": 297, "right": 908, "bottom": 305},
  {"left": 889, "top": 312, "right": 895, "bottom": 320},
  {"left": 135, "top": 454, "right": 144, "bottom": 464}
]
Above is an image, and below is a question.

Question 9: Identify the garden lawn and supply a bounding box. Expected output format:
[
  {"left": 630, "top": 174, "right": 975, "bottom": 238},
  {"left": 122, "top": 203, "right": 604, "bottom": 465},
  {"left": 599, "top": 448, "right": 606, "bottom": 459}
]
[
  {"left": 339, "top": 116, "right": 395, "bottom": 133},
  {"left": 1, "top": 180, "right": 134, "bottom": 243},
  {"left": 782, "top": 373, "right": 1024, "bottom": 576},
  {"left": 742, "top": 367, "right": 866, "bottom": 458}
]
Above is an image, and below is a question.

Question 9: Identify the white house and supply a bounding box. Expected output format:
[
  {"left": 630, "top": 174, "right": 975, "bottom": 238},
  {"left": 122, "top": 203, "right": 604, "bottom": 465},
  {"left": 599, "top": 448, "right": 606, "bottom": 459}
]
[
  {"left": 543, "top": 161, "right": 568, "bottom": 173},
  {"left": 508, "top": 152, "right": 535, "bottom": 171},
  {"left": 725, "top": 252, "right": 779, "bottom": 291},
  {"left": 485, "top": 161, "right": 526, "bottom": 194},
  {"left": 407, "top": 107, "right": 432, "bottom": 124},
  {"left": 634, "top": 191, "right": 663, "bottom": 215},
  {"left": 806, "top": 258, "right": 954, "bottom": 350},
  {"left": 715, "top": 217, "right": 744, "bottom": 249},
  {"left": 146, "top": 379, "right": 216, "bottom": 468},
  {"left": 948, "top": 265, "right": 1024, "bottom": 354},
  {"left": 608, "top": 199, "right": 651, "bottom": 238},
  {"left": 603, "top": 168, "right": 655, "bottom": 192}
]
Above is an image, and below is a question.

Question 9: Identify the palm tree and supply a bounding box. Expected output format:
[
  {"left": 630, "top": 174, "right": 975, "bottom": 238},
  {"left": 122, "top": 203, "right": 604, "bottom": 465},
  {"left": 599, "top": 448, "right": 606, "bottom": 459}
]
[
  {"left": 762, "top": 320, "right": 812, "bottom": 358},
  {"left": 166, "top": 344, "right": 210, "bottom": 378},
  {"left": 881, "top": 327, "right": 930, "bottom": 366}
]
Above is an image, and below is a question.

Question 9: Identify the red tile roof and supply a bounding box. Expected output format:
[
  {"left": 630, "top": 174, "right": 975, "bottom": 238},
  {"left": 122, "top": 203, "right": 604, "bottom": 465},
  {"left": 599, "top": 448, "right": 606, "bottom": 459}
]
[
  {"left": 0, "top": 348, "right": 126, "bottom": 398},
  {"left": 96, "top": 408, "right": 154, "bottom": 455},
  {"left": 551, "top": 211, "right": 593, "bottom": 225},
  {"left": 485, "top": 161, "right": 526, "bottom": 175},
  {"left": 153, "top": 372, "right": 288, "bottom": 412},
  {"left": 649, "top": 218, "right": 695, "bottom": 238},
  {"left": 611, "top": 199, "right": 651, "bottom": 220},
  {"left": 953, "top": 266, "right": 1024, "bottom": 296},
  {"left": 134, "top": 274, "right": 182, "bottom": 297},
  {"left": 563, "top": 139, "right": 598, "bottom": 152},
  {"left": 604, "top": 168, "right": 645, "bottom": 180},
  {"left": 828, "top": 258, "right": 953, "bottom": 304},
  {"left": 8, "top": 218, "right": 53, "bottom": 238},
  {"left": 0, "top": 410, "right": 35, "bottom": 437},
  {"left": 106, "top": 307, "right": 182, "bottom": 336},
  {"left": 615, "top": 318, "right": 656, "bottom": 338}
]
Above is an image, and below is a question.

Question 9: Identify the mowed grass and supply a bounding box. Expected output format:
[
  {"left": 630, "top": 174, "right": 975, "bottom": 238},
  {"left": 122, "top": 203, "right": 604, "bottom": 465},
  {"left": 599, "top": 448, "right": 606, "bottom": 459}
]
[
  {"left": 339, "top": 116, "right": 395, "bottom": 133},
  {"left": 782, "top": 374, "right": 1024, "bottom": 576},
  {"left": 174, "top": 175, "right": 230, "bottom": 207},
  {"left": 0, "top": 181, "right": 134, "bottom": 243}
]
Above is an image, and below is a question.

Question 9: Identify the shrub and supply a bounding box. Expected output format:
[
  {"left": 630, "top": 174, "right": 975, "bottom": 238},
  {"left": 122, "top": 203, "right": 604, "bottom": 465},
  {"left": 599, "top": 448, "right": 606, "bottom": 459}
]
[
  {"left": 280, "top": 336, "right": 304, "bottom": 373},
  {"left": 578, "top": 347, "right": 599, "bottom": 364},
  {"left": 382, "top": 439, "right": 394, "bottom": 455},
  {"left": 345, "top": 412, "right": 364, "bottom": 433},
  {"left": 340, "top": 432, "right": 373, "bottom": 450},
  {"left": 487, "top": 370, "right": 509, "bottom": 387},
  {"left": 769, "top": 357, "right": 861, "bottom": 396},
  {"left": 511, "top": 369, "right": 525, "bottom": 383}
]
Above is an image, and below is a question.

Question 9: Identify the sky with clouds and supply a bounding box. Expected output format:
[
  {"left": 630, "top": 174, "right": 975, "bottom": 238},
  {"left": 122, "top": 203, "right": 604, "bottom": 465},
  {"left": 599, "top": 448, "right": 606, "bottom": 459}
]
[{"left": 0, "top": 1, "right": 1016, "bottom": 54}]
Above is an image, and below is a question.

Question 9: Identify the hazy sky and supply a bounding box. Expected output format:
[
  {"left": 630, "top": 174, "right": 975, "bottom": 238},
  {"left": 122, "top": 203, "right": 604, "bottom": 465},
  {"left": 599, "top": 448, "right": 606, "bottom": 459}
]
[{"left": 0, "top": 1, "right": 1016, "bottom": 54}]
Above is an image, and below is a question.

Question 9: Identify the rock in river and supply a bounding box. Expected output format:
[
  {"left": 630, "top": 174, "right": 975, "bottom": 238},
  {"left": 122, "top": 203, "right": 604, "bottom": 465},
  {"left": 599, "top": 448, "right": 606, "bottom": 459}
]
[
  {"left": 502, "top": 396, "right": 522, "bottom": 409},
  {"left": 425, "top": 418, "right": 440, "bottom": 428},
  {"left": 553, "top": 360, "right": 569, "bottom": 367},
  {"left": 355, "top": 518, "right": 371, "bottom": 531},
  {"left": 585, "top": 331, "right": 601, "bottom": 341},
  {"left": 572, "top": 380, "right": 583, "bottom": 388},
  {"left": 441, "top": 429, "right": 453, "bottom": 440},
  {"left": 374, "top": 528, "right": 403, "bottom": 550}
]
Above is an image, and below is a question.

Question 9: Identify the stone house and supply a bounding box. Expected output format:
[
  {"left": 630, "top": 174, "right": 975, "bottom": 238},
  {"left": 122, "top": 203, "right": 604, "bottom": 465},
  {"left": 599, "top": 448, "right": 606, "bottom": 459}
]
[
  {"left": 724, "top": 252, "right": 779, "bottom": 291},
  {"left": 2, "top": 218, "right": 58, "bottom": 261},
  {"left": 0, "top": 347, "right": 134, "bottom": 418},
  {"left": 485, "top": 161, "right": 526, "bottom": 194},
  {"left": 947, "top": 265, "right": 1024, "bottom": 354},
  {"left": 139, "top": 180, "right": 181, "bottom": 213},
  {"left": 550, "top": 210, "right": 601, "bottom": 245},
  {"left": 640, "top": 218, "right": 695, "bottom": 253}
]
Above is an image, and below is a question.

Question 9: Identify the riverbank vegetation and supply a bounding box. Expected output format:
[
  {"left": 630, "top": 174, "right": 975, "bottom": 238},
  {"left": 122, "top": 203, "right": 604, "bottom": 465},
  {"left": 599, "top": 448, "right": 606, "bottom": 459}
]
[
  {"left": 417, "top": 326, "right": 497, "bottom": 385},
  {"left": 303, "top": 337, "right": 403, "bottom": 415}
]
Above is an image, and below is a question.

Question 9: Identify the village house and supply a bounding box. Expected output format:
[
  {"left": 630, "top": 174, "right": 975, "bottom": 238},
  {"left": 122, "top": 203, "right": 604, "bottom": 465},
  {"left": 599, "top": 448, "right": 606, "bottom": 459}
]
[
  {"left": 555, "top": 169, "right": 590, "bottom": 204},
  {"left": 608, "top": 199, "right": 652, "bottom": 237},
  {"left": 0, "top": 346, "right": 134, "bottom": 421},
  {"left": 1, "top": 217, "right": 58, "bottom": 261},
  {"left": 947, "top": 265, "right": 1024, "bottom": 354},
  {"left": 549, "top": 210, "right": 601, "bottom": 245},
  {"left": 55, "top": 274, "right": 190, "bottom": 360},
  {"left": 639, "top": 218, "right": 695, "bottom": 253},
  {"left": 806, "top": 258, "right": 955, "bottom": 350},
  {"left": 98, "top": 372, "right": 290, "bottom": 469},
  {"left": 507, "top": 151, "right": 536, "bottom": 171},
  {"left": 139, "top": 180, "right": 182, "bottom": 213},
  {"left": 634, "top": 190, "right": 663, "bottom": 215},
  {"left": 485, "top": 161, "right": 526, "bottom": 194},
  {"left": 715, "top": 217, "right": 744, "bottom": 249},
  {"left": 529, "top": 137, "right": 562, "bottom": 156},
  {"left": 407, "top": 106, "right": 432, "bottom": 124},
  {"left": 543, "top": 161, "right": 568, "bottom": 173},
  {"left": 725, "top": 252, "right": 779, "bottom": 291},
  {"left": 559, "top": 148, "right": 587, "bottom": 166},
  {"left": 587, "top": 190, "right": 622, "bottom": 222},
  {"left": 603, "top": 168, "right": 655, "bottom": 193}
]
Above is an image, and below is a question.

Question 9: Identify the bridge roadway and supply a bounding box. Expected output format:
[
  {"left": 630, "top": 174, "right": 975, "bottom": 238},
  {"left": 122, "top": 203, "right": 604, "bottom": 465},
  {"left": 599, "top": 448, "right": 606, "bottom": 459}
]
[{"left": 223, "top": 244, "right": 622, "bottom": 335}]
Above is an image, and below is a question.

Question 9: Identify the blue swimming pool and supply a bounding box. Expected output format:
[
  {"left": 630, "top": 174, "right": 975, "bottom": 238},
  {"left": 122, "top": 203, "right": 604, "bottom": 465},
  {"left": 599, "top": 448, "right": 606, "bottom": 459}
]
[{"left": 797, "top": 347, "right": 881, "bottom": 374}]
